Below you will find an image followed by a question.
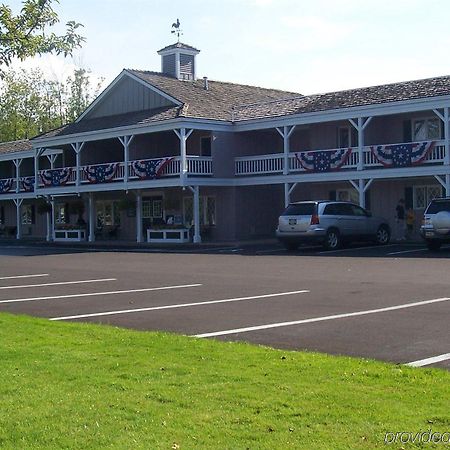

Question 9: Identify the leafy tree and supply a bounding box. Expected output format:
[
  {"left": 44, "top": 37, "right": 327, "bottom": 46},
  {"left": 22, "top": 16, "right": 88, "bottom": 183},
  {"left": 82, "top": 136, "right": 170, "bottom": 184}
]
[{"left": 0, "top": 0, "right": 84, "bottom": 73}]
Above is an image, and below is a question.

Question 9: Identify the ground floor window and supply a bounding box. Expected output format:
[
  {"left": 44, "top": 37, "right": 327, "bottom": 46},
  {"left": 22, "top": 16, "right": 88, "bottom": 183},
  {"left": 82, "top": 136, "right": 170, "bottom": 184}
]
[
  {"left": 183, "top": 196, "right": 216, "bottom": 227},
  {"left": 142, "top": 198, "right": 163, "bottom": 220},
  {"left": 96, "top": 201, "right": 120, "bottom": 227},
  {"left": 21, "top": 204, "right": 35, "bottom": 225},
  {"left": 336, "top": 189, "right": 359, "bottom": 204},
  {"left": 54, "top": 204, "right": 67, "bottom": 224},
  {"left": 413, "top": 185, "right": 442, "bottom": 209}
]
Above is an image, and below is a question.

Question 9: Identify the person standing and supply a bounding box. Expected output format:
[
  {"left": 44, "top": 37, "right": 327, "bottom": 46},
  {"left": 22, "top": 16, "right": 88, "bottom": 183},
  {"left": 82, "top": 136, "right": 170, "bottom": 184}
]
[
  {"left": 406, "top": 208, "right": 415, "bottom": 240},
  {"left": 395, "top": 198, "right": 406, "bottom": 240}
]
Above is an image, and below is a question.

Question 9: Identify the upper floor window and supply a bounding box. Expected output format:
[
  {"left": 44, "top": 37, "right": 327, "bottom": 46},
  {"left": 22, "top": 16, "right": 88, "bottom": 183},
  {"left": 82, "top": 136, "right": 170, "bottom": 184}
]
[
  {"left": 412, "top": 118, "right": 441, "bottom": 141},
  {"left": 338, "top": 126, "right": 358, "bottom": 148}
]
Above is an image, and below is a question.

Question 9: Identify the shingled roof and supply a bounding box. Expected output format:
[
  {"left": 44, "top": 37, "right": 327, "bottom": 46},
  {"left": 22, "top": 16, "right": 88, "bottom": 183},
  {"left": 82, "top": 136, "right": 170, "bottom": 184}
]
[
  {"left": 157, "top": 42, "right": 200, "bottom": 53},
  {"left": 232, "top": 75, "right": 450, "bottom": 121},
  {"left": 0, "top": 139, "right": 32, "bottom": 155}
]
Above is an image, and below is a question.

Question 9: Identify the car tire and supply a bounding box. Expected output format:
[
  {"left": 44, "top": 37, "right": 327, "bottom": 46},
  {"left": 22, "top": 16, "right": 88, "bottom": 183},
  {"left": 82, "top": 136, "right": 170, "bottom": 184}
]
[
  {"left": 426, "top": 240, "right": 442, "bottom": 251},
  {"left": 324, "top": 228, "right": 341, "bottom": 250},
  {"left": 283, "top": 242, "right": 299, "bottom": 251},
  {"left": 375, "top": 225, "right": 390, "bottom": 245}
]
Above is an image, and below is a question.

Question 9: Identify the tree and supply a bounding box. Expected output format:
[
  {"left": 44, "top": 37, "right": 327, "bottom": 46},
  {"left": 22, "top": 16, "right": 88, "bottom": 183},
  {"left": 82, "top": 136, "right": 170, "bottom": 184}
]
[{"left": 0, "top": 0, "right": 84, "bottom": 73}]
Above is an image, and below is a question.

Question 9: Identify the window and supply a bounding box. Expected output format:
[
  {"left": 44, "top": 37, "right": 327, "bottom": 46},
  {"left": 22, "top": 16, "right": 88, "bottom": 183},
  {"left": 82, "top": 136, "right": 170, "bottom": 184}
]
[
  {"left": 96, "top": 201, "right": 120, "bottom": 227},
  {"left": 200, "top": 137, "right": 212, "bottom": 156},
  {"left": 142, "top": 198, "right": 163, "bottom": 219},
  {"left": 336, "top": 189, "right": 358, "bottom": 203},
  {"left": 413, "top": 185, "right": 443, "bottom": 209},
  {"left": 55, "top": 204, "right": 66, "bottom": 224},
  {"left": 338, "top": 126, "right": 358, "bottom": 148},
  {"left": 412, "top": 118, "right": 441, "bottom": 141},
  {"left": 183, "top": 196, "right": 216, "bottom": 227},
  {"left": 22, "top": 205, "right": 34, "bottom": 225}
]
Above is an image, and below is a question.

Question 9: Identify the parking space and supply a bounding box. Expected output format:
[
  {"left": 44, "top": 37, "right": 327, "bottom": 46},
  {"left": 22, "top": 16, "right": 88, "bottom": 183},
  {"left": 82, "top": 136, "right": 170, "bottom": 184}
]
[{"left": 0, "top": 241, "right": 448, "bottom": 370}]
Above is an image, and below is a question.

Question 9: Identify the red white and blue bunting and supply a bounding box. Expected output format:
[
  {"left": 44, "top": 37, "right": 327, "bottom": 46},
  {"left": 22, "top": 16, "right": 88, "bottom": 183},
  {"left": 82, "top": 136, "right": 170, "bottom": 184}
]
[
  {"left": 21, "top": 176, "right": 35, "bottom": 192},
  {"left": 40, "top": 168, "right": 72, "bottom": 187},
  {"left": 295, "top": 148, "right": 352, "bottom": 172},
  {"left": 370, "top": 141, "right": 435, "bottom": 168},
  {"left": 0, "top": 178, "right": 13, "bottom": 194},
  {"left": 84, "top": 163, "right": 118, "bottom": 183},
  {"left": 131, "top": 157, "right": 173, "bottom": 179}
]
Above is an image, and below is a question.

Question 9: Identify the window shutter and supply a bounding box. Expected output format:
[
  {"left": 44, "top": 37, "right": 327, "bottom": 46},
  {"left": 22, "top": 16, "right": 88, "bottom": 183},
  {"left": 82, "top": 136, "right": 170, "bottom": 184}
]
[
  {"left": 405, "top": 187, "right": 413, "bottom": 209},
  {"left": 329, "top": 190, "right": 336, "bottom": 200},
  {"left": 65, "top": 203, "right": 70, "bottom": 223},
  {"left": 31, "top": 205, "right": 36, "bottom": 225},
  {"left": 403, "top": 120, "right": 412, "bottom": 142},
  {"left": 365, "top": 189, "right": 371, "bottom": 211}
]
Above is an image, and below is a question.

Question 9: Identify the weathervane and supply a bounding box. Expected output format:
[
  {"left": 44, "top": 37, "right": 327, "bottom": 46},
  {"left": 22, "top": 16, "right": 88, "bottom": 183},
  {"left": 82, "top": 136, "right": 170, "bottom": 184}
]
[{"left": 171, "top": 18, "right": 183, "bottom": 42}]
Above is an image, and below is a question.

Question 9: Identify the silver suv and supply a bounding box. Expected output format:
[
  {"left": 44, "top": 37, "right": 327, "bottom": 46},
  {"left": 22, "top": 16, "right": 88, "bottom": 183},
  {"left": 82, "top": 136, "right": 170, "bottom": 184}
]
[
  {"left": 276, "top": 200, "right": 391, "bottom": 250},
  {"left": 420, "top": 197, "right": 450, "bottom": 250}
]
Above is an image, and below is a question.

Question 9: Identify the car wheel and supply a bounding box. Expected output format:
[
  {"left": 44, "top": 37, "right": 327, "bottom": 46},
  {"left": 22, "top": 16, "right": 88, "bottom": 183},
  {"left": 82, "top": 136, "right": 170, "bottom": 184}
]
[
  {"left": 426, "top": 240, "right": 442, "bottom": 251},
  {"left": 283, "top": 242, "right": 299, "bottom": 251},
  {"left": 375, "top": 225, "right": 390, "bottom": 245},
  {"left": 324, "top": 228, "right": 341, "bottom": 250}
]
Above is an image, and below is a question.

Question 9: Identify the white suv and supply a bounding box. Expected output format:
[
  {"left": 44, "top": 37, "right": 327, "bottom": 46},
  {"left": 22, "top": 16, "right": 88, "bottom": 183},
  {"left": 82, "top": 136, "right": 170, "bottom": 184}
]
[
  {"left": 276, "top": 200, "right": 391, "bottom": 251},
  {"left": 420, "top": 197, "right": 450, "bottom": 250}
]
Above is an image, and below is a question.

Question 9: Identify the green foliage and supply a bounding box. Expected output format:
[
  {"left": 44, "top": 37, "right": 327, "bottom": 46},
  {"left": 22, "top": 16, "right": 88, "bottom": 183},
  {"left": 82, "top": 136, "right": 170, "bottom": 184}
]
[
  {"left": 0, "top": 0, "right": 84, "bottom": 71},
  {"left": 0, "top": 66, "right": 103, "bottom": 141},
  {"left": 0, "top": 313, "right": 449, "bottom": 449}
]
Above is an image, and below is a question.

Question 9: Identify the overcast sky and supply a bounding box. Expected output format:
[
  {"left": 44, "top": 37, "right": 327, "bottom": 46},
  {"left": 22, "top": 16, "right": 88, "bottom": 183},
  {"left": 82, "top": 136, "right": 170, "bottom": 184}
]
[{"left": 7, "top": 0, "right": 450, "bottom": 95}]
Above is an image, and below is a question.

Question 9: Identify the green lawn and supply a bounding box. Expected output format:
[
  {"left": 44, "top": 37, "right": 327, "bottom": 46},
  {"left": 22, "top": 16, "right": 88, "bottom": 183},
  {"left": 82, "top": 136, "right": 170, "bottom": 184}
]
[{"left": 0, "top": 313, "right": 448, "bottom": 449}]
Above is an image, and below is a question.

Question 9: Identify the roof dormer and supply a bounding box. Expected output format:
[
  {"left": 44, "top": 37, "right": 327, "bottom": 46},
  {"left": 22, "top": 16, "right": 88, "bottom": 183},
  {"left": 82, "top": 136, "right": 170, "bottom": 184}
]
[{"left": 157, "top": 42, "right": 200, "bottom": 81}]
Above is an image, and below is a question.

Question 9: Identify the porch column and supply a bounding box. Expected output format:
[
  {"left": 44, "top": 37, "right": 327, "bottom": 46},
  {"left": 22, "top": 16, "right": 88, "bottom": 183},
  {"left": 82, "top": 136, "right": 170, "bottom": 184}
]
[
  {"left": 34, "top": 147, "right": 44, "bottom": 193},
  {"left": 349, "top": 179, "right": 373, "bottom": 209},
  {"left": 433, "top": 107, "right": 450, "bottom": 165},
  {"left": 188, "top": 186, "right": 201, "bottom": 243},
  {"left": 446, "top": 174, "right": 450, "bottom": 197},
  {"left": 135, "top": 190, "right": 143, "bottom": 243},
  {"left": 51, "top": 198, "right": 55, "bottom": 241},
  {"left": 13, "top": 199, "right": 23, "bottom": 240},
  {"left": 71, "top": 142, "right": 85, "bottom": 188},
  {"left": 13, "top": 158, "right": 22, "bottom": 194},
  {"left": 88, "top": 192, "right": 95, "bottom": 242},
  {"left": 119, "top": 135, "right": 134, "bottom": 187},
  {"left": 173, "top": 128, "right": 193, "bottom": 186},
  {"left": 276, "top": 126, "right": 296, "bottom": 207},
  {"left": 46, "top": 153, "right": 58, "bottom": 169},
  {"left": 45, "top": 197, "right": 52, "bottom": 242},
  {"left": 349, "top": 117, "right": 372, "bottom": 171}
]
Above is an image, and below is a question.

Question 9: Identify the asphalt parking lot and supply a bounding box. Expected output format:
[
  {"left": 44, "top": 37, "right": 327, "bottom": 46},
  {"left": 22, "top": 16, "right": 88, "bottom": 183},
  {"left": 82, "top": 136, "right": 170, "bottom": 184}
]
[{"left": 0, "top": 240, "right": 449, "bottom": 370}]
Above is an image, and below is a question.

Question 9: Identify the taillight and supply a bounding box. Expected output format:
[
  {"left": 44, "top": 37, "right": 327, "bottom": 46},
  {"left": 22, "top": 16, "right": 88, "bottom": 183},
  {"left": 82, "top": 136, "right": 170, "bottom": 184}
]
[{"left": 310, "top": 214, "right": 320, "bottom": 225}]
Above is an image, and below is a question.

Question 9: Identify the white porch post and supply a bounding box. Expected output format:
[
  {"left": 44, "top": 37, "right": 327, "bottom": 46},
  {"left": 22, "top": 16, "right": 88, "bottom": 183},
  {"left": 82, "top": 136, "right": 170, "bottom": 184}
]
[
  {"left": 349, "top": 117, "right": 372, "bottom": 171},
  {"left": 51, "top": 198, "right": 55, "bottom": 241},
  {"left": 14, "top": 199, "right": 23, "bottom": 240},
  {"left": 88, "top": 192, "right": 95, "bottom": 242},
  {"left": 46, "top": 153, "right": 57, "bottom": 169},
  {"left": 350, "top": 179, "right": 373, "bottom": 209},
  {"left": 71, "top": 142, "right": 85, "bottom": 188},
  {"left": 34, "top": 147, "right": 43, "bottom": 193},
  {"left": 45, "top": 197, "right": 51, "bottom": 242},
  {"left": 136, "top": 190, "right": 143, "bottom": 243},
  {"left": 276, "top": 125, "right": 296, "bottom": 207},
  {"left": 188, "top": 185, "right": 201, "bottom": 243},
  {"left": 174, "top": 128, "right": 193, "bottom": 186},
  {"left": 13, "top": 158, "right": 22, "bottom": 194},
  {"left": 119, "top": 135, "right": 134, "bottom": 187}
]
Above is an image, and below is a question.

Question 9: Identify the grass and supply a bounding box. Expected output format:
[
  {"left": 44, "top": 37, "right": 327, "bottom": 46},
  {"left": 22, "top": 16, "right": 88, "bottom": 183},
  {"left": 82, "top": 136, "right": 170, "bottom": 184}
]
[{"left": 0, "top": 313, "right": 449, "bottom": 449}]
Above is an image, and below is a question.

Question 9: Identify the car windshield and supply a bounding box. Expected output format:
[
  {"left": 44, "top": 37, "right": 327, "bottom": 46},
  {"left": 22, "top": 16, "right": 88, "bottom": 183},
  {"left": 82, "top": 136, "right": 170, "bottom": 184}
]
[
  {"left": 426, "top": 200, "right": 450, "bottom": 214},
  {"left": 282, "top": 203, "right": 316, "bottom": 216}
]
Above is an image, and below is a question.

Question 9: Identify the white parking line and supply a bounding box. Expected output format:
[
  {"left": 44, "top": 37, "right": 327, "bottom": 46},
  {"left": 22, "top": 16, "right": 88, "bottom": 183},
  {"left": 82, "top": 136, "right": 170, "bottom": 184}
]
[
  {"left": 0, "top": 273, "right": 49, "bottom": 280},
  {"left": 318, "top": 244, "right": 396, "bottom": 255},
  {"left": 0, "top": 284, "right": 202, "bottom": 305},
  {"left": 387, "top": 248, "right": 427, "bottom": 256},
  {"left": 50, "top": 290, "right": 310, "bottom": 321},
  {"left": 406, "top": 353, "right": 450, "bottom": 367},
  {"left": 0, "top": 278, "right": 116, "bottom": 290},
  {"left": 193, "top": 296, "right": 450, "bottom": 338}
]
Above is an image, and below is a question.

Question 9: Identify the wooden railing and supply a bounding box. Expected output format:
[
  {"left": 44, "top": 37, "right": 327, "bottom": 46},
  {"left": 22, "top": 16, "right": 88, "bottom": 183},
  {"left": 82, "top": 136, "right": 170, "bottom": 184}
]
[{"left": 235, "top": 141, "right": 446, "bottom": 175}]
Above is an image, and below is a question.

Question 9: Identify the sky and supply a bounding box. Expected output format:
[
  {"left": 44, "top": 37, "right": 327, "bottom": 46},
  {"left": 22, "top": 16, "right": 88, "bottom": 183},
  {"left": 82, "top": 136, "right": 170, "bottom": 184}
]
[{"left": 6, "top": 0, "right": 450, "bottom": 95}]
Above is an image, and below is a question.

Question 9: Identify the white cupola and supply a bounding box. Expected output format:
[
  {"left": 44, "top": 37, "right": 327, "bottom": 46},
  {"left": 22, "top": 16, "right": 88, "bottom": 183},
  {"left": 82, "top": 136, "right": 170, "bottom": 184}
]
[{"left": 157, "top": 42, "right": 200, "bottom": 81}]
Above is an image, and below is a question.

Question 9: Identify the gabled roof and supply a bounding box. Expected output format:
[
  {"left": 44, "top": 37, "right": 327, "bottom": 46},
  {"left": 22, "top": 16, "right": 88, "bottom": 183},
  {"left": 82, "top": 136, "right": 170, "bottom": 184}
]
[
  {"left": 0, "top": 139, "right": 32, "bottom": 155},
  {"left": 232, "top": 75, "right": 450, "bottom": 121}
]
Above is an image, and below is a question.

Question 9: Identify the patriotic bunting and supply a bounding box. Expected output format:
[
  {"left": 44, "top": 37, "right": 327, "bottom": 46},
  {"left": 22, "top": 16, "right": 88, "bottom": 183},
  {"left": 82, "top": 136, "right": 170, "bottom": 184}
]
[
  {"left": 40, "top": 168, "right": 72, "bottom": 187},
  {"left": 0, "top": 178, "right": 13, "bottom": 194},
  {"left": 370, "top": 141, "right": 435, "bottom": 168},
  {"left": 21, "top": 176, "right": 35, "bottom": 192},
  {"left": 84, "top": 163, "right": 118, "bottom": 183},
  {"left": 131, "top": 157, "right": 173, "bottom": 179},
  {"left": 295, "top": 148, "right": 352, "bottom": 172}
]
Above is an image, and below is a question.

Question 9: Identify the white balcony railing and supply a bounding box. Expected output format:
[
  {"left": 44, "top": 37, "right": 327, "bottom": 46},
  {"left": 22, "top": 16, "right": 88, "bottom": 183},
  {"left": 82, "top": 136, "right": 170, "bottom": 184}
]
[{"left": 235, "top": 141, "right": 446, "bottom": 176}]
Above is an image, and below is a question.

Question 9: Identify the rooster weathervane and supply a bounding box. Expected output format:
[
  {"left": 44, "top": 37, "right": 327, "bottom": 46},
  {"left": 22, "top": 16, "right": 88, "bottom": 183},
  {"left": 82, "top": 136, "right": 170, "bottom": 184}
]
[{"left": 171, "top": 19, "right": 183, "bottom": 42}]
